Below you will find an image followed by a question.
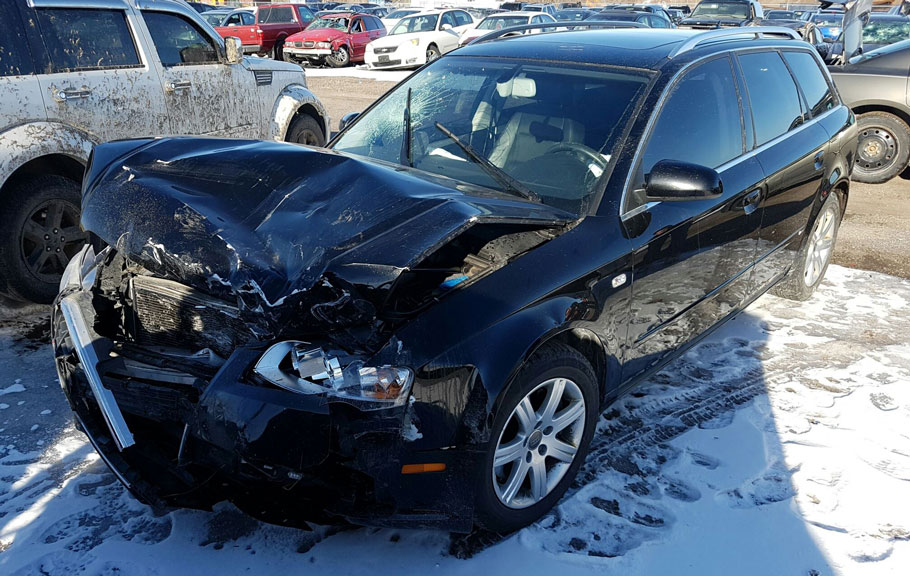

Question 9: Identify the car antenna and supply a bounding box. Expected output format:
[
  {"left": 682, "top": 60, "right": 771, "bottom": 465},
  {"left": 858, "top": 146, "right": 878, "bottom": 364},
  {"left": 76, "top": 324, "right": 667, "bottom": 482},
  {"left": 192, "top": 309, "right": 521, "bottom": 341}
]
[{"left": 400, "top": 87, "right": 413, "bottom": 167}]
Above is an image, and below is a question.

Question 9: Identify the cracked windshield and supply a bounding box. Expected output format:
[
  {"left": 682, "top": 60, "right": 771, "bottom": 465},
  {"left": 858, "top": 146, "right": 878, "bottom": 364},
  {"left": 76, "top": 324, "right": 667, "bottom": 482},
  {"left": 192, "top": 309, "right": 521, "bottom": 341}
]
[{"left": 332, "top": 58, "right": 649, "bottom": 213}]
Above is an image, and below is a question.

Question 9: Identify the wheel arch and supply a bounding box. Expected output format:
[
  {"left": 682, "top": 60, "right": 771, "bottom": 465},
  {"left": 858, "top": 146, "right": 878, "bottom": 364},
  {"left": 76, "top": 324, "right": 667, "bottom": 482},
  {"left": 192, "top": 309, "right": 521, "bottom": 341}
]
[
  {"left": 0, "top": 122, "right": 94, "bottom": 199},
  {"left": 851, "top": 103, "right": 910, "bottom": 128},
  {"left": 268, "top": 84, "right": 331, "bottom": 143}
]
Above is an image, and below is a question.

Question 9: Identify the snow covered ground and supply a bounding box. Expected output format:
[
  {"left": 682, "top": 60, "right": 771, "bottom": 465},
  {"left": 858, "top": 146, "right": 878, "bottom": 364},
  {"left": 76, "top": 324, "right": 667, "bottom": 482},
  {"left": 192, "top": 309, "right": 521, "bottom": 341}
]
[
  {"left": 304, "top": 65, "right": 411, "bottom": 82},
  {"left": 0, "top": 265, "right": 908, "bottom": 575}
]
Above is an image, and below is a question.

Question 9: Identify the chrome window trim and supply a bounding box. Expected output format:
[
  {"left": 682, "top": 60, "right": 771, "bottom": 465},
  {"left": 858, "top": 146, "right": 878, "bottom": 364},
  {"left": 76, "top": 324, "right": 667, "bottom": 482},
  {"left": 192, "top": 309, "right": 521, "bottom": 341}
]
[{"left": 619, "top": 45, "right": 841, "bottom": 221}]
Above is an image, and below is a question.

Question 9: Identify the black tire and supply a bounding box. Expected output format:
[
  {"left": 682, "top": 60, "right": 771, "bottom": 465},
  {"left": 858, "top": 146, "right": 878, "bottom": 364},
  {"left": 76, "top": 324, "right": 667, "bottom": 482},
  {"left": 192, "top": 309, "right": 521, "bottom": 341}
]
[
  {"left": 0, "top": 176, "right": 88, "bottom": 304},
  {"left": 327, "top": 45, "right": 350, "bottom": 68},
  {"left": 771, "top": 192, "right": 842, "bottom": 301},
  {"left": 426, "top": 44, "right": 441, "bottom": 63},
  {"left": 475, "top": 342, "right": 599, "bottom": 533},
  {"left": 854, "top": 111, "right": 910, "bottom": 184},
  {"left": 286, "top": 114, "right": 326, "bottom": 147},
  {"left": 272, "top": 38, "right": 286, "bottom": 61}
]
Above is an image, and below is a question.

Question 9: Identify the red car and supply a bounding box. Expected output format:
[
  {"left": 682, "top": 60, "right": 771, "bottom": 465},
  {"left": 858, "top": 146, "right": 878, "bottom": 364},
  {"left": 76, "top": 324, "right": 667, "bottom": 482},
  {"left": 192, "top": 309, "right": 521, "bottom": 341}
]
[
  {"left": 215, "top": 3, "right": 317, "bottom": 60},
  {"left": 282, "top": 12, "right": 385, "bottom": 67}
]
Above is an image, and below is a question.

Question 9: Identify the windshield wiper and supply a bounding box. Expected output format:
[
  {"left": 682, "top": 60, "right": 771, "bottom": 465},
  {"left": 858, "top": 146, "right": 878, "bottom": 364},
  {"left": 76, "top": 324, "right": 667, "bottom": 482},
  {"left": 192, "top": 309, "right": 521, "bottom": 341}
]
[
  {"left": 434, "top": 121, "right": 540, "bottom": 203},
  {"left": 400, "top": 87, "right": 413, "bottom": 167}
]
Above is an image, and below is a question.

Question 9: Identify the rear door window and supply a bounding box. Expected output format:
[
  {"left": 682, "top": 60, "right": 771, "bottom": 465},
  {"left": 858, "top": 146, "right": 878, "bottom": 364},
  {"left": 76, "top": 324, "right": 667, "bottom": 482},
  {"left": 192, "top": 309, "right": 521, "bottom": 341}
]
[
  {"left": 738, "top": 51, "right": 805, "bottom": 147},
  {"left": 0, "top": 1, "right": 34, "bottom": 76},
  {"left": 782, "top": 50, "right": 836, "bottom": 117},
  {"left": 34, "top": 8, "right": 140, "bottom": 72},
  {"left": 144, "top": 11, "right": 218, "bottom": 66}
]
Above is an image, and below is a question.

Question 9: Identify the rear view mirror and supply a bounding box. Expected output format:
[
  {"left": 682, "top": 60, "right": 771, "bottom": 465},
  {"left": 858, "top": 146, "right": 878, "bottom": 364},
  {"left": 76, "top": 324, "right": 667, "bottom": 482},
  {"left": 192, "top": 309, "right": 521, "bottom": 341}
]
[
  {"left": 645, "top": 159, "right": 722, "bottom": 201},
  {"left": 339, "top": 112, "right": 359, "bottom": 131}
]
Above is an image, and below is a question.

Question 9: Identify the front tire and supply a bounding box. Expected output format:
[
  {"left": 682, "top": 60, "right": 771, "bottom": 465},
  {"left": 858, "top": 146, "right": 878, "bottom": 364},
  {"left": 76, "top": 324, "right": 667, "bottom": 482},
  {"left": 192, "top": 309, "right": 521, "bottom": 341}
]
[
  {"left": 272, "top": 38, "right": 286, "bottom": 61},
  {"left": 286, "top": 113, "right": 326, "bottom": 147},
  {"left": 426, "top": 44, "right": 441, "bottom": 63},
  {"left": 0, "top": 176, "right": 88, "bottom": 303},
  {"left": 854, "top": 111, "right": 910, "bottom": 184},
  {"left": 327, "top": 45, "right": 350, "bottom": 68},
  {"left": 771, "top": 191, "right": 842, "bottom": 301},
  {"left": 475, "top": 342, "right": 598, "bottom": 533}
]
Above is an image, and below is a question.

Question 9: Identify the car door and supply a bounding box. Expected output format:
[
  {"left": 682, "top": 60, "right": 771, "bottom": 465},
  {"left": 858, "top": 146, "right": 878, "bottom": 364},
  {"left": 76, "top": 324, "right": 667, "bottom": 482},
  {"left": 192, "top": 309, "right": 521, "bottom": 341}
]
[
  {"left": 621, "top": 55, "right": 765, "bottom": 382},
  {"left": 139, "top": 7, "right": 257, "bottom": 138},
  {"left": 438, "top": 11, "right": 461, "bottom": 53},
  {"left": 366, "top": 16, "right": 386, "bottom": 41},
  {"left": 736, "top": 49, "right": 832, "bottom": 292},
  {"left": 1, "top": 0, "right": 45, "bottom": 130},
  {"left": 31, "top": 3, "right": 169, "bottom": 143},
  {"left": 348, "top": 16, "right": 370, "bottom": 60}
]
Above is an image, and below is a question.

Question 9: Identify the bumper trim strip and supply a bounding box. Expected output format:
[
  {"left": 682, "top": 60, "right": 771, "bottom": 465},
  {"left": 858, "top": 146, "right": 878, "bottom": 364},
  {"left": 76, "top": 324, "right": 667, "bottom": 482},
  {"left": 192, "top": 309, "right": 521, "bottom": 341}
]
[{"left": 60, "top": 296, "right": 136, "bottom": 451}]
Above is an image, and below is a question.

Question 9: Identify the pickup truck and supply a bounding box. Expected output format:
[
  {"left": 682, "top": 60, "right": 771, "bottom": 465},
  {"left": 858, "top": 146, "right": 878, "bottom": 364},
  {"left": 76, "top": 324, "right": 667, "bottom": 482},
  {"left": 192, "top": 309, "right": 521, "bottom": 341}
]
[
  {"left": 255, "top": 3, "right": 317, "bottom": 59},
  {"left": 0, "top": 0, "right": 329, "bottom": 304}
]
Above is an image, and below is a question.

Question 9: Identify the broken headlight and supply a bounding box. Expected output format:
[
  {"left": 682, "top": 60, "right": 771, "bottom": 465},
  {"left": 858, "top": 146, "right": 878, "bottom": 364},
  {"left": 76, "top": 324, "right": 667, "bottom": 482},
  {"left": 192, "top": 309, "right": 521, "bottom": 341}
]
[
  {"left": 253, "top": 341, "right": 413, "bottom": 411},
  {"left": 59, "top": 244, "right": 106, "bottom": 293}
]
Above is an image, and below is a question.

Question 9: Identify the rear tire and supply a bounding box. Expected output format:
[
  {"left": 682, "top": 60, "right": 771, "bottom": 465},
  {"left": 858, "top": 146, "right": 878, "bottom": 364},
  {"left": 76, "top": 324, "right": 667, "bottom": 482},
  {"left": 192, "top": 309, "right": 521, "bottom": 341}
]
[
  {"left": 853, "top": 111, "right": 910, "bottom": 184},
  {"left": 286, "top": 113, "right": 326, "bottom": 147},
  {"left": 771, "top": 192, "right": 842, "bottom": 301},
  {"left": 272, "top": 38, "right": 286, "bottom": 61},
  {"left": 0, "top": 176, "right": 88, "bottom": 304},
  {"left": 475, "top": 342, "right": 598, "bottom": 533}
]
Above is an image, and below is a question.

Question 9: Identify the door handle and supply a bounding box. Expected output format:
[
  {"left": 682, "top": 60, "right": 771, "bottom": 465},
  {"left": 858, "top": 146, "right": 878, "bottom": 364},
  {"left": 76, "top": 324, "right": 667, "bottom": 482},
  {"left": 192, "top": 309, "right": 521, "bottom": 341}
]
[
  {"left": 165, "top": 80, "right": 192, "bottom": 94},
  {"left": 52, "top": 87, "right": 92, "bottom": 103},
  {"left": 743, "top": 188, "right": 762, "bottom": 215},
  {"left": 814, "top": 150, "right": 825, "bottom": 170}
]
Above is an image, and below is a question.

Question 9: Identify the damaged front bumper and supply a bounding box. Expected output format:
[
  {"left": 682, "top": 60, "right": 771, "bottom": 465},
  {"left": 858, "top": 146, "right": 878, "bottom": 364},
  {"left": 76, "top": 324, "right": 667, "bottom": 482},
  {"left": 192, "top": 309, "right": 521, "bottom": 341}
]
[{"left": 52, "top": 251, "right": 478, "bottom": 531}]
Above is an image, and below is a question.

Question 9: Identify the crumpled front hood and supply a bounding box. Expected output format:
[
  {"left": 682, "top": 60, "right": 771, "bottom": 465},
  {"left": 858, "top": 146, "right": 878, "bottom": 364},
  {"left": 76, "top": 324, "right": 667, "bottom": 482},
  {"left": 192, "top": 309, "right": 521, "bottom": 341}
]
[
  {"left": 289, "top": 28, "right": 346, "bottom": 43},
  {"left": 81, "top": 138, "right": 574, "bottom": 314}
]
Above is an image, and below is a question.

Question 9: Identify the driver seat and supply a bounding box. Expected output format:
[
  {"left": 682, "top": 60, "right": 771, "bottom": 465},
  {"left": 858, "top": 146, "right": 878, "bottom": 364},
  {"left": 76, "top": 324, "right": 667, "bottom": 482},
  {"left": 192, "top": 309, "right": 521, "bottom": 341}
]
[{"left": 487, "top": 78, "right": 585, "bottom": 172}]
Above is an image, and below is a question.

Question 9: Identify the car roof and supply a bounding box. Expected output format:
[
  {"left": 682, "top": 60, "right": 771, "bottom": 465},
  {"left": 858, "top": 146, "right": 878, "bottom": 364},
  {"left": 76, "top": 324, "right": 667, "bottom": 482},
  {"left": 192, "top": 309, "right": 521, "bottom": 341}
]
[
  {"left": 869, "top": 14, "right": 910, "bottom": 22},
  {"left": 455, "top": 28, "right": 808, "bottom": 70},
  {"left": 483, "top": 11, "right": 534, "bottom": 18}
]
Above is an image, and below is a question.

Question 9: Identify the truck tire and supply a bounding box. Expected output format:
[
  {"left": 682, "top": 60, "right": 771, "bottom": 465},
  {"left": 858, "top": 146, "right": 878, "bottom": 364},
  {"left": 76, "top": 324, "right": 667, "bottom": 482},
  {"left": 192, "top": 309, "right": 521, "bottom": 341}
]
[
  {"left": 287, "top": 114, "right": 326, "bottom": 147},
  {"left": 854, "top": 111, "right": 910, "bottom": 184},
  {"left": 272, "top": 38, "right": 286, "bottom": 61},
  {"left": 0, "top": 176, "right": 88, "bottom": 303}
]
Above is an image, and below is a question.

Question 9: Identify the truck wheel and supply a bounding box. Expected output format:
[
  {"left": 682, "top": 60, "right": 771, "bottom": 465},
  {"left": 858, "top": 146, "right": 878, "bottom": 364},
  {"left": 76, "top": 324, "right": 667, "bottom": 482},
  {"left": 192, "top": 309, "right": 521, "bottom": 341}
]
[
  {"left": 475, "top": 342, "right": 598, "bottom": 533},
  {"left": 0, "top": 176, "right": 88, "bottom": 303},
  {"left": 771, "top": 192, "right": 842, "bottom": 302},
  {"left": 287, "top": 114, "right": 326, "bottom": 147},
  {"left": 854, "top": 111, "right": 910, "bottom": 184},
  {"left": 327, "top": 45, "right": 350, "bottom": 68},
  {"left": 272, "top": 38, "right": 286, "bottom": 61}
]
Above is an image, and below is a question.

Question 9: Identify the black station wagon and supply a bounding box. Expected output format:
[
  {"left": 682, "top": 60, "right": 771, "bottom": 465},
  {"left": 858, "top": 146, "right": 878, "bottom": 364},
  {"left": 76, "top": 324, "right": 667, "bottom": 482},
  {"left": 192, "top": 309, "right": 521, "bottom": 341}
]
[{"left": 53, "top": 26, "right": 857, "bottom": 533}]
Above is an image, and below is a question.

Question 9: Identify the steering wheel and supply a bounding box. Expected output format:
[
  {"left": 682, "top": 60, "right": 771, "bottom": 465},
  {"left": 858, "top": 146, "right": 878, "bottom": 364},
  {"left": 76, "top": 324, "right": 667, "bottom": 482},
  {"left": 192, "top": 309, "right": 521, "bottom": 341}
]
[{"left": 546, "top": 143, "right": 608, "bottom": 170}]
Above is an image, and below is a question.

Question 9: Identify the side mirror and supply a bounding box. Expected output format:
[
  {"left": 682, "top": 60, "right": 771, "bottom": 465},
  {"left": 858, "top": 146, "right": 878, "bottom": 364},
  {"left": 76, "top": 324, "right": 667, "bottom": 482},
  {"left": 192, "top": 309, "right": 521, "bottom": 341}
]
[
  {"left": 645, "top": 160, "right": 722, "bottom": 201},
  {"left": 815, "top": 42, "right": 829, "bottom": 59},
  {"left": 339, "top": 112, "right": 359, "bottom": 131},
  {"left": 442, "top": 23, "right": 454, "bottom": 31},
  {"left": 224, "top": 36, "right": 243, "bottom": 65}
]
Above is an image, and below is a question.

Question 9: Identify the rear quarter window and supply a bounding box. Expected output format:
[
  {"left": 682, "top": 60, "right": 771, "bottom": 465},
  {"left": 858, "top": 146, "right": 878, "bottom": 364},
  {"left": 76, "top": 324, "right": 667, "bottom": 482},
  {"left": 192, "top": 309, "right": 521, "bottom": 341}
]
[
  {"left": 782, "top": 50, "right": 836, "bottom": 117},
  {"left": 35, "top": 8, "right": 140, "bottom": 73}
]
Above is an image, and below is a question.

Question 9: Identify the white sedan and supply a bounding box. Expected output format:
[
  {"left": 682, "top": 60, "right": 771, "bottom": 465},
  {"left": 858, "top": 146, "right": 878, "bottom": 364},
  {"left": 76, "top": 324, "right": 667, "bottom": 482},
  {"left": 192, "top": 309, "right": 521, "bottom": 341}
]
[
  {"left": 380, "top": 7, "right": 422, "bottom": 31},
  {"left": 365, "top": 9, "right": 475, "bottom": 70},
  {"left": 458, "top": 11, "right": 556, "bottom": 47}
]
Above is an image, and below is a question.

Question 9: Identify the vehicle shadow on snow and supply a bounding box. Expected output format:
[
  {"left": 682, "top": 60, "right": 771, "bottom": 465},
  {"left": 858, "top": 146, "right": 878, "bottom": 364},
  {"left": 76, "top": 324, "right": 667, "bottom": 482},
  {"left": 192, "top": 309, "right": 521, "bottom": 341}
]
[{"left": 9, "top": 269, "right": 907, "bottom": 573}]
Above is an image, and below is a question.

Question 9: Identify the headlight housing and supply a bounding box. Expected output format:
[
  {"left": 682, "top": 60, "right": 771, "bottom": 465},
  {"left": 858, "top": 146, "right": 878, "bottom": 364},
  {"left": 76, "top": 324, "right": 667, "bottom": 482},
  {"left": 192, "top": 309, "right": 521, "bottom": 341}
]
[
  {"left": 316, "top": 41, "right": 331, "bottom": 49},
  {"left": 254, "top": 341, "right": 413, "bottom": 411},
  {"left": 409, "top": 38, "right": 420, "bottom": 46},
  {"left": 60, "top": 244, "right": 106, "bottom": 293}
]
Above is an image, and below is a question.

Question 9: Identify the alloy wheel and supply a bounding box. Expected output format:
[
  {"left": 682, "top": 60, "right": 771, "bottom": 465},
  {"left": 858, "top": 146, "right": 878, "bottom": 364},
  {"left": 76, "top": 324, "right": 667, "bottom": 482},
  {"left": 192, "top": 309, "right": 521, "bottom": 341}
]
[
  {"left": 20, "top": 199, "right": 87, "bottom": 283},
  {"left": 492, "top": 377, "right": 586, "bottom": 509},
  {"left": 803, "top": 203, "right": 837, "bottom": 287}
]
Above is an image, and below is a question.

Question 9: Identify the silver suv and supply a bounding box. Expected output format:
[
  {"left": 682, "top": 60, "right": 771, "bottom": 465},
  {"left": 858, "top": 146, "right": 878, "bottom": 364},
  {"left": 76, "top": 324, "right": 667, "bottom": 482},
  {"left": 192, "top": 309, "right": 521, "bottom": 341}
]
[{"left": 0, "top": 0, "right": 329, "bottom": 303}]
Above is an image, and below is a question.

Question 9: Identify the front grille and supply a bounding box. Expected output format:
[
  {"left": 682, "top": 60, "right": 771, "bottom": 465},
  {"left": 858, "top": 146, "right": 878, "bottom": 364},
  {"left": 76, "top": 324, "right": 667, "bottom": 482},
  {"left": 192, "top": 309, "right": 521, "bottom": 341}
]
[
  {"left": 294, "top": 41, "right": 304, "bottom": 47},
  {"left": 373, "top": 59, "right": 401, "bottom": 67},
  {"left": 106, "top": 375, "right": 199, "bottom": 422},
  {"left": 304, "top": 41, "right": 315, "bottom": 48},
  {"left": 130, "top": 276, "right": 253, "bottom": 358},
  {"left": 374, "top": 46, "right": 397, "bottom": 54}
]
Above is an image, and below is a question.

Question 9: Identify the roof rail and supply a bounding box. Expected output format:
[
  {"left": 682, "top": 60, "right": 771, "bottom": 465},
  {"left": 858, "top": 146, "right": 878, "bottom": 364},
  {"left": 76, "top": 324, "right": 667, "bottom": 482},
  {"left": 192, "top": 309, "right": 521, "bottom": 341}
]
[
  {"left": 669, "top": 26, "right": 802, "bottom": 58},
  {"left": 468, "top": 21, "right": 646, "bottom": 46}
]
